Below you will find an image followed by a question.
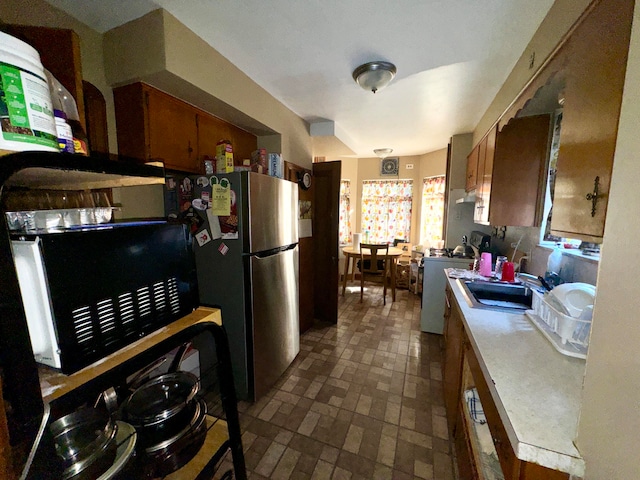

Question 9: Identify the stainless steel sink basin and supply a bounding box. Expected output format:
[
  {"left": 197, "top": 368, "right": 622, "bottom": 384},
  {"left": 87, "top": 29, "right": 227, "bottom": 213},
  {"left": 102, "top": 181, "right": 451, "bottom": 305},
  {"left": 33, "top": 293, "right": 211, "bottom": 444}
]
[{"left": 458, "top": 279, "right": 533, "bottom": 312}]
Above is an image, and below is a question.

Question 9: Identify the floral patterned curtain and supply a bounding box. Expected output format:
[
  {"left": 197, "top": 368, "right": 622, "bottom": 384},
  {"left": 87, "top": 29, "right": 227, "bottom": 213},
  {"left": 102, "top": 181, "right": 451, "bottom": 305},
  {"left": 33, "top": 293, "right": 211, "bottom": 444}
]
[
  {"left": 361, "top": 179, "right": 413, "bottom": 244},
  {"left": 420, "top": 175, "right": 446, "bottom": 248},
  {"left": 338, "top": 180, "right": 351, "bottom": 245}
]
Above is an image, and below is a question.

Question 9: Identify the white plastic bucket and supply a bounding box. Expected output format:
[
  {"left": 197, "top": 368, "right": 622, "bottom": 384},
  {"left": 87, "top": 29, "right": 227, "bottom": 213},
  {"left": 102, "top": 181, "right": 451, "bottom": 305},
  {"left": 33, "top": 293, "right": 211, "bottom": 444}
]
[{"left": 0, "top": 31, "right": 58, "bottom": 154}]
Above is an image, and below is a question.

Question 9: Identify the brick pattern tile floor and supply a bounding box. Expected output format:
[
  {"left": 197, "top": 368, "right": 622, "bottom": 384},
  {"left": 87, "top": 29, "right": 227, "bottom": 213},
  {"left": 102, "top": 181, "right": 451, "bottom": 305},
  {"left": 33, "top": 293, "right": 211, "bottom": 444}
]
[{"left": 221, "top": 285, "right": 456, "bottom": 479}]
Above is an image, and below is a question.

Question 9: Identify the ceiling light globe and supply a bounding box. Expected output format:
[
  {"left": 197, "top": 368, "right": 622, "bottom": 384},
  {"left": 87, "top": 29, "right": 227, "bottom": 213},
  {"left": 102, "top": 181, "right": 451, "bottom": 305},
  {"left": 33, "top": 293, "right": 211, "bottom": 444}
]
[
  {"left": 373, "top": 148, "right": 393, "bottom": 159},
  {"left": 352, "top": 61, "right": 397, "bottom": 93}
]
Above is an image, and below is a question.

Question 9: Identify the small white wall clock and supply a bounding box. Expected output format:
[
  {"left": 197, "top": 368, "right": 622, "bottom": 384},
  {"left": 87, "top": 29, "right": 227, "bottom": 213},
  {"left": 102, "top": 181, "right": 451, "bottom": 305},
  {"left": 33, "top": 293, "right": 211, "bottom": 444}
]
[{"left": 381, "top": 157, "right": 399, "bottom": 176}]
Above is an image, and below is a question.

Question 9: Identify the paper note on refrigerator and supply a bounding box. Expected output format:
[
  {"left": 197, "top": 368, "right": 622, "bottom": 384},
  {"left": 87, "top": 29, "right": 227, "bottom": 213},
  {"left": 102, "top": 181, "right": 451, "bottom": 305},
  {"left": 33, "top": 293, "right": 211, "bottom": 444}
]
[
  {"left": 210, "top": 185, "right": 231, "bottom": 216},
  {"left": 206, "top": 208, "right": 223, "bottom": 240}
]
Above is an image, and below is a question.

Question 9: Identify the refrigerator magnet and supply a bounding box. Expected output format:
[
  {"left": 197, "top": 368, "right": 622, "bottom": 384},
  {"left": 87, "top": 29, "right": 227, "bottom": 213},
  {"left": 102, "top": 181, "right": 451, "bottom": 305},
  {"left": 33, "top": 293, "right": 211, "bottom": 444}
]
[
  {"left": 196, "top": 176, "right": 209, "bottom": 187},
  {"left": 195, "top": 229, "right": 212, "bottom": 246}
]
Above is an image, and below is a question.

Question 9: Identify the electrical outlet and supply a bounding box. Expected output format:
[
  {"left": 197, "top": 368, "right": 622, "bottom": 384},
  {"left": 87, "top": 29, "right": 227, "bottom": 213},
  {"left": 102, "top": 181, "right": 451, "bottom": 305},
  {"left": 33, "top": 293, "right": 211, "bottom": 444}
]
[{"left": 406, "top": 164, "right": 414, "bottom": 170}]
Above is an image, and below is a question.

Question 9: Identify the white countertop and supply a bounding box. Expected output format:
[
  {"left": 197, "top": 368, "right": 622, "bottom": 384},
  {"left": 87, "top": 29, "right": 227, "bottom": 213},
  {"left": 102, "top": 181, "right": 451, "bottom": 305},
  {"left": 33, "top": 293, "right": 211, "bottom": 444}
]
[{"left": 446, "top": 273, "right": 586, "bottom": 476}]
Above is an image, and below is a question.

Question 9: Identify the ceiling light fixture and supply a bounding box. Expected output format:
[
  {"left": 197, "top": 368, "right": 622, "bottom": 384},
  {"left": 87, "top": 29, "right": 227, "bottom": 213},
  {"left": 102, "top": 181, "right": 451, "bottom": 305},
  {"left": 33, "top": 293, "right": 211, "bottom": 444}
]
[
  {"left": 373, "top": 148, "right": 393, "bottom": 159},
  {"left": 352, "top": 61, "right": 397, "bottom": 93}
]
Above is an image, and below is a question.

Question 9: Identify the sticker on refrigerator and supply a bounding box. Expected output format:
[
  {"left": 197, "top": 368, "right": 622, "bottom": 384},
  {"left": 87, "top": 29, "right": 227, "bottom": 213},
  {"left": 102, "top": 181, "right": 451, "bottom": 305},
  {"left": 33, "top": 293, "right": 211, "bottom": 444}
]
[
  {"left": 196, "top": 176, "right": 209, "bottom": 187},
  {"left": 195, "top": 229, "right": 212, "bottom": 246},
  {"left": 218, "top": 242, "right": 229, "bottom": 255},
  {"left": 192, "top": 198, "right": 208, "bottom": 211}
]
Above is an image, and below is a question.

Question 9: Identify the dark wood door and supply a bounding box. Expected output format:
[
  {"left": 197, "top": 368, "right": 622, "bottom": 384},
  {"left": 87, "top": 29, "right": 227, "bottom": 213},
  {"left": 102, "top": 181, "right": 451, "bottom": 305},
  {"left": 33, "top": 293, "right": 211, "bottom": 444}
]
[
  {"left": 312, "top": 161, "right": 341, "bottom": 324},
  {"left": 284, "top": 162, "right": 314, "bottom": 334}
]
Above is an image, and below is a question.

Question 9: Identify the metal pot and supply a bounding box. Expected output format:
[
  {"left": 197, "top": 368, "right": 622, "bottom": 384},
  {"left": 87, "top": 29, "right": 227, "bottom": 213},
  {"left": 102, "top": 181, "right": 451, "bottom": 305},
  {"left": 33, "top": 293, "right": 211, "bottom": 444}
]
[
  {"left": 452, "top": 235, "right": 475, "bottom": 258},
  {"left": 142, "top": 398, "right": 208, "bottom": 477},
  {"left": 50, "top": 407, "right": 119, "bottom": 480}
]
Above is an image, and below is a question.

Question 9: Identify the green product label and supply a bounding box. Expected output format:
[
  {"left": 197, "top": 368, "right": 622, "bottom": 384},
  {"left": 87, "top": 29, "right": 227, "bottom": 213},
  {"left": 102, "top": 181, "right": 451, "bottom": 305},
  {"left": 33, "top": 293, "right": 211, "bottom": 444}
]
[{"left": 0, "top": 61, "right": 57, "bottom": 149}]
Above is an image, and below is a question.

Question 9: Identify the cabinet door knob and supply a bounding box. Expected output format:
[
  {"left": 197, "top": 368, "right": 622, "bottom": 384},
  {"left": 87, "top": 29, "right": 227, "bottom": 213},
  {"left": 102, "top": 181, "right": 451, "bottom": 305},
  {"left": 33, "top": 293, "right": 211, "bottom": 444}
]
[{"left": 585, "top": 176, "right": 600, "bottom": 217}]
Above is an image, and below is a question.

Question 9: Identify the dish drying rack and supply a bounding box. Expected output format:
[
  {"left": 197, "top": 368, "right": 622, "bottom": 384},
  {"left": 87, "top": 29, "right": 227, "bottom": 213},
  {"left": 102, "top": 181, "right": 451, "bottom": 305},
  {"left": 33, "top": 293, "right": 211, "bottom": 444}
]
[{"left": 525, "top": 290, "right": 591, "bottom": 359}]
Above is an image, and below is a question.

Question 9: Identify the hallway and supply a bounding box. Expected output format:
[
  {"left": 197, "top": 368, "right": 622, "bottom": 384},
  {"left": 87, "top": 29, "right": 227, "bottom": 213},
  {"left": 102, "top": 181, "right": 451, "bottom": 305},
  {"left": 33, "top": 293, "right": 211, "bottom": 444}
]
[{"left": 234, "top": 286, "right": 456, "bottom": 479}]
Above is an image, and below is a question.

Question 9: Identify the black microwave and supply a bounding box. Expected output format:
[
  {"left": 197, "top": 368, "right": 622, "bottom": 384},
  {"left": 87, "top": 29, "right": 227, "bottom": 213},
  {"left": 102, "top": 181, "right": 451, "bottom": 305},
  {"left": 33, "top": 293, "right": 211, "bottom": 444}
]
[{"left": 11, "top": 221, "right": 198, "bottom": 374}]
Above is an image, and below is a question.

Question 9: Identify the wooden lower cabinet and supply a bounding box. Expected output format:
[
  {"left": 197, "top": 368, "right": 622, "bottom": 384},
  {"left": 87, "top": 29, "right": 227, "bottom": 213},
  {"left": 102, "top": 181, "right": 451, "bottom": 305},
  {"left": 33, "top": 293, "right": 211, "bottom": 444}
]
[
  {"left": 443, "top": 285, "right": 569, "bottom": 480},
  {"left": 442, "top": 285, "right": 465, "bottom": 435}
]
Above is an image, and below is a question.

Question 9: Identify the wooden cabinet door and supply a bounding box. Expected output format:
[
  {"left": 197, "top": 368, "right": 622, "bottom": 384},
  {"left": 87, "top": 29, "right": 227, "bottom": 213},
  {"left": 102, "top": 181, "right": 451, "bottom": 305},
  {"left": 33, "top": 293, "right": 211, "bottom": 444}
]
[
  {"left": 443, "top": 285, "right": 465, "bottom": 435},
  {"left": 489, "top": 115, "right": 550, "bottom": 227},
  {"left": 465, "top": 340, "right": 521, "bottom": 479},
  {"left": 474, "top": 128, "right": 496, "bottom": 225},
  {"left": 465, "top": 145, "right": 479, "bottom": 192},
  {"left": 551, "top": 0, "right": 633, "bottom": 241},
  {"left": 146, "top": 89, "right": 199, "bottom": 173},
  {"left": 197, "top": 114, "right": 258, "bottom": 172}
]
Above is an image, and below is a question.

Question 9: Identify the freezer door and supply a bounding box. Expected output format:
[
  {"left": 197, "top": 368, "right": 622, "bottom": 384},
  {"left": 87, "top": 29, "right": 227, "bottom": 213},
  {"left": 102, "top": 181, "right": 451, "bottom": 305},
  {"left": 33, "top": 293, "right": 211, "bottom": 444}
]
[
  {"left": 247, "top": 172, "right": 298, "bottom": 253},
  {"left": 249, "top": 245, "right": 299, "bottom": 400}
]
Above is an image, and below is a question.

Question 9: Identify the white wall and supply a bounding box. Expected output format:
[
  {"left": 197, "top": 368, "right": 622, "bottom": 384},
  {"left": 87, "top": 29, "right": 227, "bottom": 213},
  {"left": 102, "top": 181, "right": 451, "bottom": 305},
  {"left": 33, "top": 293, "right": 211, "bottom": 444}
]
[{"left": 575, "top": 3, "right": 640, "bottom": 478}]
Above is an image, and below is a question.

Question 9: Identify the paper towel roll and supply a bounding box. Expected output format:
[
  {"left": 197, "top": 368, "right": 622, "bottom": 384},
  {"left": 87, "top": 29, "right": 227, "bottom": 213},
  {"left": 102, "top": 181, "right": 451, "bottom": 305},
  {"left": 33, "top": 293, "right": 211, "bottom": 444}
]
[{"left": 352, "top": 233, "right": 361, "bottom": 252}]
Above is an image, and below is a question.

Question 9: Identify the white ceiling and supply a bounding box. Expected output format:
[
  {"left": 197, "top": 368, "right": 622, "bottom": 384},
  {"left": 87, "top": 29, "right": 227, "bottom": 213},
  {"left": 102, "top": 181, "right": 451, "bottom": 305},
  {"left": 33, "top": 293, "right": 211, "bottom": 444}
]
[{"left": 45, "top": 0, "right": 554, "bottom": 158}]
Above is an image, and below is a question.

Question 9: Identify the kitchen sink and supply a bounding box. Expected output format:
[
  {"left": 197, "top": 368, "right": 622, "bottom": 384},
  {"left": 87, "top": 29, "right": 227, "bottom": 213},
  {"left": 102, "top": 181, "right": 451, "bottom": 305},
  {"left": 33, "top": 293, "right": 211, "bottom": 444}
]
[{"left": 459, "top": 279, "right": 533, "bottom": 312}]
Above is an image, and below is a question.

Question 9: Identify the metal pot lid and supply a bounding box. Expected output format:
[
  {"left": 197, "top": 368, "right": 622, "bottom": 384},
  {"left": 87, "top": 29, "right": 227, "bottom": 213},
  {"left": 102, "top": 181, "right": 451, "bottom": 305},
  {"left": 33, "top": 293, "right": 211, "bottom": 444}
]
[
  {"left": 124, "top": 371, "right": 200, "bottom": 426},
  {"left": 97, "top": 421, "right": 137, "bottom": 480},
  {"left": 61, "top": 419, "right": 118, "bottom": 479},
  {"left": 51, "top": 408, "right": 117, "bottom": 465}
]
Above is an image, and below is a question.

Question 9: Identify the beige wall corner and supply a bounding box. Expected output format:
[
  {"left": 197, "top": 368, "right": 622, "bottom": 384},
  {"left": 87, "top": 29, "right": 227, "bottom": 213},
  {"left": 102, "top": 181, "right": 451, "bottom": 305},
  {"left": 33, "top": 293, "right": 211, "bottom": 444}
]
[
  {"left": 103, "top": 9, "right": 312, "bottom": 168},
  {"left": 576, "top": 3, "right": 640, "bottom": 478},
  {"left": 339, "top": 151, "right": 446, "bottom": 246},
  {"left": 103, "top": 9, "right": 167, "bottom": 88}
]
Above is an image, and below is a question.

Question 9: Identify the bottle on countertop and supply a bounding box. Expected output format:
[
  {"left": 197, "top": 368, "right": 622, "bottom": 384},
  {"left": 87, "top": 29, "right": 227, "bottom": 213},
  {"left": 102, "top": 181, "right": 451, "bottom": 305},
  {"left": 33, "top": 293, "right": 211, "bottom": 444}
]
[{"left": 545, "top": 244, "right": 564, "bottom": 287}]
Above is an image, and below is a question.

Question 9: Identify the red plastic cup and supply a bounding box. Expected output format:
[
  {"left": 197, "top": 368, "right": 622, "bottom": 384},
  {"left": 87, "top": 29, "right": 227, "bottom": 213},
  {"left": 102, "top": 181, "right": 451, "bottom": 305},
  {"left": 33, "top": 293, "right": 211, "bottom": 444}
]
[{"left": 501, "top": 261, "right": 515, "bottom": 282}]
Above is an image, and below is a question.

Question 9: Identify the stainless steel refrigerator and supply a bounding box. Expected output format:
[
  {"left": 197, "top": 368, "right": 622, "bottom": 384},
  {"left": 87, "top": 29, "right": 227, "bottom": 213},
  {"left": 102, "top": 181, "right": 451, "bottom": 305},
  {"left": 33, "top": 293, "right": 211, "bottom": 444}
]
[{"left": 186, "top": 171, "right": 299, "bottom": 402}]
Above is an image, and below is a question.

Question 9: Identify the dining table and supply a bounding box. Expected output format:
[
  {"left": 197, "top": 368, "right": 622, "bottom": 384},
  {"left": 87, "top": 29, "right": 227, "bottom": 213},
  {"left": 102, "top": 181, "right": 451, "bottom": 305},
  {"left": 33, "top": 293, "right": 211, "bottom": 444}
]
[{"left": 341, "top": 245, "right": 404, "bottom": 302}]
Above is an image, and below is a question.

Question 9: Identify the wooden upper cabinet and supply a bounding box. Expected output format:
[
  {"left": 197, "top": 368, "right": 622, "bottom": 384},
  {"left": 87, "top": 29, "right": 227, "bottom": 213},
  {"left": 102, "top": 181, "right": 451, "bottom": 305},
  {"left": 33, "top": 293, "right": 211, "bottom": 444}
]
[
  {"left": 114, "top": 83, "right": 199, "bottom": 172},
  {"left": 550, "top": 0, "right": 634, "bottom": 241},
  {"left": 474, "top": 127, "right": 496, "bottom": 225},
  {"left": 146, "top": 89, "right": 199, "bottom": 172},
  {"left": 465, "top": 145, "right": 479, "bottom": 192},
  {"left": 114, "top": 83, "right": 257, "bottom": 174},
  {"left": 489, "top": 115, "right": 550, "bottom": 227},
  {"left": 197, "top": 114, "right": 257, "bottom": 169}
]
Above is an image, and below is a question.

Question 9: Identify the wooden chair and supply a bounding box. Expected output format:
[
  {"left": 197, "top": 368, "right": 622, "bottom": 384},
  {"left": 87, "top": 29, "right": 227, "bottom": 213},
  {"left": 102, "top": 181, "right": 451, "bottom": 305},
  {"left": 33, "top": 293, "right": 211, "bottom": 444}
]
[{"left": 359, "top": 243, "right": 390, "bottom": 305}]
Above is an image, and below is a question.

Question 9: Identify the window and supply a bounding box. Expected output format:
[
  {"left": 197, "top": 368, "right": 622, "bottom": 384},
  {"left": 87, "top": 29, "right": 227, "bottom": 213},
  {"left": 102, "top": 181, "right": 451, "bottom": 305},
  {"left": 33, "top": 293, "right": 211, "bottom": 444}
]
[
  {"left": 338, "top": 180, "right": 352, "bottom": 245},
  {"left": 541, "top": 109, "right": 563, "bottom": 244},
  {"left": 420, "top": 175, "right": 446, "bottom": 247},
  {"left": 361, "top": 179, "right": 413, "bottom": 244}
]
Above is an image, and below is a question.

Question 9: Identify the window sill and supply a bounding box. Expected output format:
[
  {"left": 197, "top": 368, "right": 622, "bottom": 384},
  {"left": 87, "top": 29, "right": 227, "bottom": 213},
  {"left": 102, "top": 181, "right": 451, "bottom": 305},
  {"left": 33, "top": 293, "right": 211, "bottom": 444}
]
[{"left": 537, "top": 244, "right": 600, "bottom": 263}]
